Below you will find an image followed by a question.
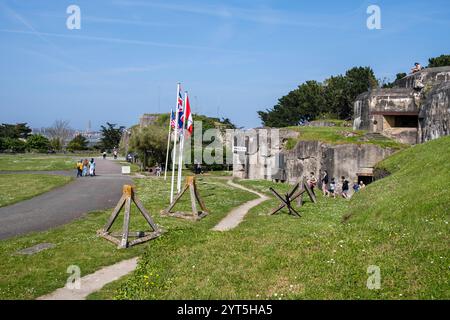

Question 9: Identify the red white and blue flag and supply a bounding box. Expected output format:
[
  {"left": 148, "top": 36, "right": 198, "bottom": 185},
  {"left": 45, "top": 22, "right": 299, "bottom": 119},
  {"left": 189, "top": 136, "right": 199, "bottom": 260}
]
[
  {"left": 170, "top": 109, "right": 176, "bottom": 129},
  {"left": 177, "top": 86, "right": 184, "bottom": 130}
]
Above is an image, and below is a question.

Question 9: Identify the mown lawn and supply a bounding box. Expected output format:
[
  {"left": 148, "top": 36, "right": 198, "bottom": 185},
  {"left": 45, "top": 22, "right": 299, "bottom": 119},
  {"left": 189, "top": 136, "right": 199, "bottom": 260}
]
[
  {"left": 91, "top": 137, "right": 449, "bottom": 300},
  {"left": 0, "top": 174, "right": 73, "bottom": 207},
  {"left": 0, "top": 154, "right": 76, "bottom": 171},
  {"left": 0, "top": 176, "right": 255, "bottom": 299}
]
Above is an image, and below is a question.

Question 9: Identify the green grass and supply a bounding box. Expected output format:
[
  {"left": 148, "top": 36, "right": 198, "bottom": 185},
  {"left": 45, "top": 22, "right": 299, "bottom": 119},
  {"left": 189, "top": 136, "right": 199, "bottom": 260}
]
[
  {"left": 285, "top": 126, "right": 407, "bottom": 150},
  {"left": 93, "top": 136, "right": 449, "bottom": 300},
  {"left": 1, "top": 136, "right": 449, "bottom": 300},
  {"left": 118, "top": 161, "right": 141, "bottom": 173},
  {"left": 0, "top": 176, "right": 255, "bottom": 300},
  {"left": 0, "top": 174, "right": 73, "bottom": 207},
  {"left": 0, "top": 154, "right": 76, "bottom": 171}
]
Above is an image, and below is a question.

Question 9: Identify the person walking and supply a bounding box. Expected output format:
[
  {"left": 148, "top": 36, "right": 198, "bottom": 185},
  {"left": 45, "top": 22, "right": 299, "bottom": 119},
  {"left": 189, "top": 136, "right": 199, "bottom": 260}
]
[
  {"left": 82, "top": 159, "right": 89, "bottom": 177},
  {"left": 89, "top": 158, "right": 96, "bottom": 177},
  {"left": 308, "top": 172, "right": 318, "bottom": 197},
  {"left": 328, "top": 178, "right": 336, "bottom": 198},
  {"left": 76, "top": 160, "right": 83, "bottom": 177},
  {"left": 341, "top": 176, "right": 350, "bottom": 199},
  {"left": 321, "top": 170, "right": 329, "bottom": 196}
]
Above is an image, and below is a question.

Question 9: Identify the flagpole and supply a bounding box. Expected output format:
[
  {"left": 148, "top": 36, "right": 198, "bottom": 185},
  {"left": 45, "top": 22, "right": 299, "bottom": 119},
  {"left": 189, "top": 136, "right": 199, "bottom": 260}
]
[
  {"left": 164, "top": 108, "right": 172, "bottom": 180},
  {"left": 170, "top": 83, "right": 180, "bottom": 203},
  {"left": 177, "top": 91, "right": 188, "bottom": 193}
]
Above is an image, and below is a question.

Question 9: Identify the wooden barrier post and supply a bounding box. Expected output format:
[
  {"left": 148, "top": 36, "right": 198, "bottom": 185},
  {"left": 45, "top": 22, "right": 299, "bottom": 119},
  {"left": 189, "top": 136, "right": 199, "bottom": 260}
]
[
  {"left": 98, "top": 185, "right": 163, "bottom": 249},
  {"left": 269, "top": 178, "right": 317, "bottom": 217},
  {"left": 161, "top": 176, "right": 209, "bottom": 221}
]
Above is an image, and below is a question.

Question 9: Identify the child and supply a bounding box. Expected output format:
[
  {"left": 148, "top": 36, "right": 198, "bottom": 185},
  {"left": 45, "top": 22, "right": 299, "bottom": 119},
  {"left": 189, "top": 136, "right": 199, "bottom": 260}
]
[
  {"left": 341, "top": 176, "right": 350, "bottom": 199},
  {"left": 328, "top": 178, "right": 336, "bottom": 198},
  {"left": 352, "top": 180, "right": 360, "bottom": 193},
  {"left": 308, "top": 172, "right": 318, "bottom": 196},
  {"left": 89, "top": 158, "right": 96, "bottom": 177},
  {"left": 76, "top": 160, "right": 83, "bottom": 177}
]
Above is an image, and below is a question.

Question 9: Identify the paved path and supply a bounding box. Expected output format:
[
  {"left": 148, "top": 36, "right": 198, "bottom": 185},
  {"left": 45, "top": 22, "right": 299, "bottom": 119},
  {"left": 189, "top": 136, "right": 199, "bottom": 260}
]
[
  {"left": 37, "top": 257, "right": 138, "bottom": 300},
  {"left": 0, "top": 159, "right": 131, "bottom": 240},
  {"left": 212, "top": 180, "right": 269, "bottom": 232}
]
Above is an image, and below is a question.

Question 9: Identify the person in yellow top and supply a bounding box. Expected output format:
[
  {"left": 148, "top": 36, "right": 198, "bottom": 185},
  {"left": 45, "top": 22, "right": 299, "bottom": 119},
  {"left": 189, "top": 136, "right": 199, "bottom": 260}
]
[{"left": 76, "top": 160, "right": 83, "bottom": 177}]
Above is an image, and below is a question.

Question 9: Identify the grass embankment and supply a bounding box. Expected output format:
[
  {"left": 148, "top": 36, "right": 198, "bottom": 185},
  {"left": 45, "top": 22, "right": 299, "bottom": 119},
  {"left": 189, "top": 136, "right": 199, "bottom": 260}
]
[
  {"left": 0, "top": 174, "right": 73, "bottom": 207},
  {"left": 0, "top": 177, "right": 255, "bottom": 299},
  {"left": 286, "top": 125, "right": 407, "bottom": 150},
  {"left": 0, "top": 155, "right": 75, "bottom": 171},
  {"left": 95, "top": 136, "right": 448, "bottom": 299}
]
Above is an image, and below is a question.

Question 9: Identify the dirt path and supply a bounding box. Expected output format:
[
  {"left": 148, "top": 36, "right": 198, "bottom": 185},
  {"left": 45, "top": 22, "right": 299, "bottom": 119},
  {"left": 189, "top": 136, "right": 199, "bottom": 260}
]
[
  {"left": 37, "top": 257, "right": 138, "bottom": 300},
  {"left": 212, "top": 180, "right": 268, "bottom": 232},
  {"left": 0, "top": 158, "right": 131, "bottom": 240}
]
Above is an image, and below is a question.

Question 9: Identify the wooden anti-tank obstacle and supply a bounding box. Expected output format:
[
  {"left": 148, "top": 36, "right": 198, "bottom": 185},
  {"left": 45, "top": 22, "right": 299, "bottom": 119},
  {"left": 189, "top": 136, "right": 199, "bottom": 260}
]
[
  {"left": 98, "top": 185, "right": 163, "bottom": 249},
  {"left": 269, "top": 178, "right": 317, "bottom": 217},
  {"left": 161, "top": 176, "right": 209, "bottom": 221}
]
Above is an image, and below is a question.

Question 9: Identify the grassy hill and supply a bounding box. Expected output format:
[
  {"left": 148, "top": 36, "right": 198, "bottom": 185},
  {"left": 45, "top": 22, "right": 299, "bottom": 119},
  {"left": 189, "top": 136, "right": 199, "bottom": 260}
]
[
  {"left": 1, "top": 136, "right": 447, "bottom": 299},
  {"left": 89, "top": 136, "right": 449, "bottom": 300}
]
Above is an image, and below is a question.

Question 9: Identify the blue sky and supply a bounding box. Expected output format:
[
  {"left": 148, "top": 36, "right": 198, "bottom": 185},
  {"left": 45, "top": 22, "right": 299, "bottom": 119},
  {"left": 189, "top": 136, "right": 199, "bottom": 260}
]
[{"left": 0, "top": 0, "right": 449, "bottom": 130}]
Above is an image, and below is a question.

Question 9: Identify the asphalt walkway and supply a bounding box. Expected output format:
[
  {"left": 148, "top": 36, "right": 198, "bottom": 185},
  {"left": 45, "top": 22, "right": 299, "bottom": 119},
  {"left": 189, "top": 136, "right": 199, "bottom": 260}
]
[{"left": 0, "top": 159, "right": 131, "bottom": 240}]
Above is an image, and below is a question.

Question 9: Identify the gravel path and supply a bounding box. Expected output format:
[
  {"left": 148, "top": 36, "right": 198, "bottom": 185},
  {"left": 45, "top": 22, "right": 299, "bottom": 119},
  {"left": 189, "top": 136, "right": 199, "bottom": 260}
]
[
  {"left": 37, "top": 257, "right": 138, "bottom": 300},
  {"left": 0, "top": 159, "right": 131, "bottom": 240},
  {"left": 212, "top": 180, "right": 268, "bottom": 232}
]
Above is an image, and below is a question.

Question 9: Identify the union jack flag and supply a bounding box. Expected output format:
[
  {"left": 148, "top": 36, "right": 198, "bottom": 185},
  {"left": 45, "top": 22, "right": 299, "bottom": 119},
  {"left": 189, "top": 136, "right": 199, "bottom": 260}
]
[{"left": 177, "top": 86, "right": 185, "bottom": 131}]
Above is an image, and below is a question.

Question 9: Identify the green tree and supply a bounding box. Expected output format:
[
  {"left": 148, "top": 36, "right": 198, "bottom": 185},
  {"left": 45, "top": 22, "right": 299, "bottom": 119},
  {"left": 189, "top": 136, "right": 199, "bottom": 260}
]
[
  {"left": 67, "top": 134, "right": 89, "bottom": 151},
  {"left": 129, "top": 125, "right": 167, "bottom": 169},
  {"left": 428, "top": 54, "right": 450, "bottom": 68},
  {"left": 3, "top": 137, "right": 26, "bottom": 153},
  {"left": 99, "top": 122, "right": 125, "bottom": 151},
  {"left": 258, "top": 67, "right": 378, "bottom": 126},
  {"left": 381, "top": 72, "right": 407, "bottom": 89},
  {"left": 258, "top": 81, "right": 325, "bottom": 127},
  {"left": 0, "top": 123, "right": 32, "bottom": 139},
  {"left": 26, "top": 134, "right": 50, "bottom": 152}
]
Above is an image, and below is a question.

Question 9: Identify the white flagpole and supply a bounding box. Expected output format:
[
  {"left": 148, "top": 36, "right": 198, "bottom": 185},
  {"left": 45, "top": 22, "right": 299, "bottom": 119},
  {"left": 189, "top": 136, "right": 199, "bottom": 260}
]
[
  {"left": 177, "top": 91, "right": 188, "bottom": 193},
  {"left": 170, "top": 83, "right": 180, "bottom": 203},
  {"left": 164, "top": 108, "right": 172, "bottom": 180}
]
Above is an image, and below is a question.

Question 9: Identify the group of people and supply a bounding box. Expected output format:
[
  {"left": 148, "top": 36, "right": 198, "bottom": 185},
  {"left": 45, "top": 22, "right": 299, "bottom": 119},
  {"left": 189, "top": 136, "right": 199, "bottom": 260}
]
[
  {"left": 76, "top": 158, "right": 96, "bottom": 177},
  {"left": 306, "top": 171, "right": 366, "bottom": 200}
]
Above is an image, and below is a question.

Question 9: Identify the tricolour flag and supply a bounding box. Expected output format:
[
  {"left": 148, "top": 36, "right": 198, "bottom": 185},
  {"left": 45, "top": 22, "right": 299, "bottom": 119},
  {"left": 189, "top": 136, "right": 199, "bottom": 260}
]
[{"left": 184, "top": 93, "right": 193, "bottom": 135}]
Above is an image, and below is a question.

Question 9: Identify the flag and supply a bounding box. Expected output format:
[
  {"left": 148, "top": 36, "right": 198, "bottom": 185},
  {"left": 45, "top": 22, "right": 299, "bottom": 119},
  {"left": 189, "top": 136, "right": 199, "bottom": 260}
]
[
  {"left": 184, "top": 93, "right": 193, "bottom": 135},
  {"left": 170, "top": 110, "right": 176, "bottom": 129},
  {"left": 177, "top": 87, "right": 184, "bottom": 130}
]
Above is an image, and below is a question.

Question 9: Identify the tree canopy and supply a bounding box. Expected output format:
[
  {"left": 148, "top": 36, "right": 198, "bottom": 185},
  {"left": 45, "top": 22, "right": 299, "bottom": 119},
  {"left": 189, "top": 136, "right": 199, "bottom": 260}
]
[
  {"left": 0, "top": 123, "right": 31, "bottom": 139},
  {"left": 258, "top": 66, "right": 378, "bottom": 127},
  {"left": 428, "top": 54, "right": 450, "bottom": 68},
  {"left": 26, "top": 134, "right": 50, "bottom": 152},
  {"left": 67, "top": 134, "right": 89, "bottom": 151},
  {"left": 99, "top": 122, "right": 125, "bottom": 151}
]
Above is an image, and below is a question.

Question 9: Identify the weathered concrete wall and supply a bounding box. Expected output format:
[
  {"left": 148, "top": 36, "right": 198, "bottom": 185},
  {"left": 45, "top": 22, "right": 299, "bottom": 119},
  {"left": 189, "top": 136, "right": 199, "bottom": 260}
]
[
  {"left": 282, "top": 141, "right": 394, "bottom": 184},
  {"left": 232, "top": 128, "right": 395, "bottom": 185},
  {"left": 354, "top": 66, "right": 450, "bottom": 145},
  {"left": 396, "top": 66, "right": 450, "bottom": 89},
  {"left": 420, "top": 82, "right": 450, "bottom": 142}
]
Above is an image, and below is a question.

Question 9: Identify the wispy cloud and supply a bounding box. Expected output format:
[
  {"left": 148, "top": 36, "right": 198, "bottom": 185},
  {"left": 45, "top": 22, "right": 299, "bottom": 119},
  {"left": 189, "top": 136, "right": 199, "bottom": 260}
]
[
  {"left": 0, "top": 2, "right": 80, "bottom": 72},
  {"left": 0, "top": 28, "right": 253, "bottom": 54},
  {"left": 113, "top": 0, "right": 350, "bottom": 29},
  {"left": 33, "top": 12, "right": 179, "bottom": 28}
]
